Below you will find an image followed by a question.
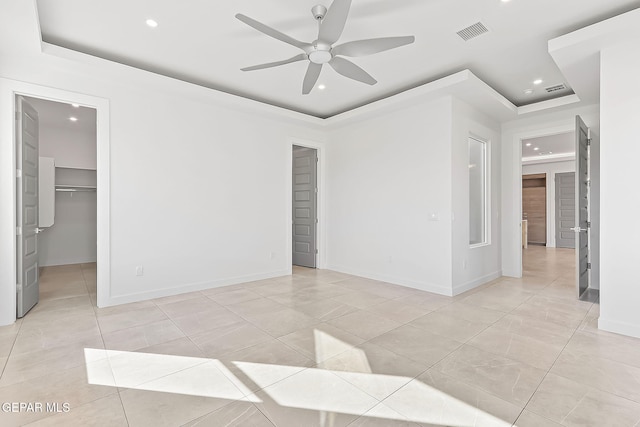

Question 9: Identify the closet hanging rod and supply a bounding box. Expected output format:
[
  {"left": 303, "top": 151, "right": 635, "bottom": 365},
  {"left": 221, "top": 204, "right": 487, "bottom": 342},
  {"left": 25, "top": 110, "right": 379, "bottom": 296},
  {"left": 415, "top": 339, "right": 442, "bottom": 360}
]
[
  {"left": 55, "top": 186, "right": 96, "bottom": 192},
  {"left": 55, "top": 188, "right": 96, "bottom": 192}
]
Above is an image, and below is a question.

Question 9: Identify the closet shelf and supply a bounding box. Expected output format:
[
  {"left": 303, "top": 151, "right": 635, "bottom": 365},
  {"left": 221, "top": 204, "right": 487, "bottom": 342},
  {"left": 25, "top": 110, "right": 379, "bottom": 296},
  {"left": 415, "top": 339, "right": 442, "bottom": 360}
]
[{"left": 55, "top": 184, "right": 96, "bottom": 192}]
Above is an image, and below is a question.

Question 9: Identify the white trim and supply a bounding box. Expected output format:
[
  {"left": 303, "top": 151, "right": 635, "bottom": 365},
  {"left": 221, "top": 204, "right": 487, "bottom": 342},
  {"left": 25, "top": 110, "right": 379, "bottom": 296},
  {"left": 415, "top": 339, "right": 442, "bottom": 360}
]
[
  {"left": 41, "top": 43, "right": 326, "bottom": 130},
  {"left": 598, "top": 317, "right": 640, "bottom": 340},
  {"left": 522, "top": 153, "right": 575, "bottom": 164},
  {"left": 517, "top": 95, "right": 581, "bottom": 115},
  {"left": 288, "top": 138, "right": 326, "bottom": 270},
  {"left": 103, "top": 269, "right": 290, "bottom": 307},
  {"left": 0, "top": 78, "right": 110, "bottom": 325},
  {"left": 452, "top": 270, "right": 502, "bottom": 296},
  {"left": 326, "top": 264, "right": 454, "bottom": 296}
]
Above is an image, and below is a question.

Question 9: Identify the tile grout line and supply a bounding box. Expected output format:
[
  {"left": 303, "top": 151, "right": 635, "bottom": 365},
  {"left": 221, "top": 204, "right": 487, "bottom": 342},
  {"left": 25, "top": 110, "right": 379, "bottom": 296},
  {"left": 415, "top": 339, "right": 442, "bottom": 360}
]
[
  {"left": 80, "top": 263, "right": 134, "bottom": 427},
  {"left": 511, "top": 301, "right": 593, "bottom": 425},
  {"left": 0, "top": 319, "right": 24, "bottom": 382}
]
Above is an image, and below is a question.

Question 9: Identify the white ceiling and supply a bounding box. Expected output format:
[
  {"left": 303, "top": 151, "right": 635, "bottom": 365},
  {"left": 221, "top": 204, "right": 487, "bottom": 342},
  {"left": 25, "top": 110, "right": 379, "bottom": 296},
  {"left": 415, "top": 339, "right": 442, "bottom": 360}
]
[
  {"left": 24, "top": 96, "right": 96, "bottom": 134},
  {"left": 522, "top": 132, "right": 574, "bottom": 159},
  {"left": 35, "top": 0, "right": 639, "bottom": 118}
]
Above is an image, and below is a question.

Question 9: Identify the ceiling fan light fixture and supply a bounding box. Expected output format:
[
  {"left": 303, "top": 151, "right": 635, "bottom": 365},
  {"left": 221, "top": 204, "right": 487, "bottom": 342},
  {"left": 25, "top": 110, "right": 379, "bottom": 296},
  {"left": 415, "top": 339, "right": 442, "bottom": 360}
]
[
  {"left": 309, "top": 50, "right": 332, "bottom": 64},
  {"left": 236, "top": 0, "right": 415, "bottom": 94}
]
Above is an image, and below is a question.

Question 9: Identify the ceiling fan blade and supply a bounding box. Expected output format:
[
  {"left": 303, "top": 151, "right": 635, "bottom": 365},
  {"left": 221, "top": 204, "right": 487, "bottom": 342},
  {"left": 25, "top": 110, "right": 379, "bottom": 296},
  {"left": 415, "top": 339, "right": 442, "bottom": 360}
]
[
  {"left": 332, "top": 36, "right": 415, "bottom": 57},
  {"left": 236, "top": 14, "right": 307, "bottom": 49},
  {"left": 241, "top": 54, "right": 308, "bottom": 72},
  {"left": 303, "top": 63, "right": 323, "bottom": 95},
  {"left": 318, "top": 0, "right": 352, "bottom": 45},
  {"left": 329, "top": 57, "right": 377, "bottom": 85}
]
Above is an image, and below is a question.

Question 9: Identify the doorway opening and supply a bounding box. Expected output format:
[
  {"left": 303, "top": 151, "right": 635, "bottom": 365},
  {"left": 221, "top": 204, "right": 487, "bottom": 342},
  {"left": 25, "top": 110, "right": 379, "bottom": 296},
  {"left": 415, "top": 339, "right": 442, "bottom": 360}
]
[
  {"left": 292, "top": 145, "right": 318, "bottom": 269},
  {"left": 16, "top": 96, "right": 98, "bottom": 317},
  {"left": 517, "top": 121, "right": 599, "bottom": 303},
  {"left": 521, "top": 131, "right": 575, "bottom": 250}
]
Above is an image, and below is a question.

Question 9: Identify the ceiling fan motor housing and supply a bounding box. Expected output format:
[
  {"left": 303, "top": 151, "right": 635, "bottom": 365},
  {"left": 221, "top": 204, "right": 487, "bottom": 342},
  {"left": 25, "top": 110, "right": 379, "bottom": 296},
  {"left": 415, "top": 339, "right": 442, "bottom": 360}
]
[{"left": 311, "top": 5, "right": 328, "bottom": 20}]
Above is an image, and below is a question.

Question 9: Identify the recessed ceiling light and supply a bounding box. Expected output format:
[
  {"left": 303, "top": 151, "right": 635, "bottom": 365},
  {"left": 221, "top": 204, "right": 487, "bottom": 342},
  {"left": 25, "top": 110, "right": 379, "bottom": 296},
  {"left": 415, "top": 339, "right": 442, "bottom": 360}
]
[
  {"left": 146, "top": 19, "right": 158, "bottom": 28},
  {"left": 533, "top": 147, "right": 539, "bottom": 151},
  {"left": 524, "top": 89, "right": 534, "bottom": 95},
  {"left": 69, "top": 117, "right": 78, "bottom": 122},
  {"left": 71, "top": 103, "right": 80, "bottom": 108},
  {"left": 501, "top": 0, "right": 511, "bottom": 2},
  {"left": 318, "top": 84, "right": 326, "bottom": 90},
  {"left": 525, "top": 143, "right": 532, "bottom": 147},
  {"left": 549, "top": 151, "right": 553, "bottom": 154},
  {"left": 533, "top": 79, "right": 543, "bottom": 85}
]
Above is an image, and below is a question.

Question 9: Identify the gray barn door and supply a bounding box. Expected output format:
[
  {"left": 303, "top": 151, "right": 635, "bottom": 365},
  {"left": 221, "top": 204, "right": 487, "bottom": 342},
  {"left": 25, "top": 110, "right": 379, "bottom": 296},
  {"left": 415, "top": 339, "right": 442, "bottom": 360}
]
[
  {"left": 292, "top": 146, "right": 317, "bottom": 268},
  {"left": 574, "top": 116, "right": 589, "bottom": 299},
  {"left": 555, "top": 172, "right": 576, "bottom": 248},
  {"left": 16, "top": 96, "right": 40, "bottom": 317}
]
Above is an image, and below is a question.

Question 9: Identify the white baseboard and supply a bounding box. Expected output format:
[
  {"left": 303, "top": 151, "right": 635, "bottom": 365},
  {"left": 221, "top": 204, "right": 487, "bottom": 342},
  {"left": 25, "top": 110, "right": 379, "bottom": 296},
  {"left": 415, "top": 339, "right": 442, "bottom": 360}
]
[
  {"left": 501, "top": 269, "right": 522, "bottom": 278},
  {"left": 101, "top": 269, "right": 291, "bottom": 308},
  {"left": 598, "top": 317, "right": 640, "bottom": 339},
  {"left": 326, "top": 264, "right": 453, "bottom": 296},
  {"left": 41, "top": 258, "right": 98, "bottom": 267},
  {"left": 452, "top": 270, "right": 503, "bottom": 296}
]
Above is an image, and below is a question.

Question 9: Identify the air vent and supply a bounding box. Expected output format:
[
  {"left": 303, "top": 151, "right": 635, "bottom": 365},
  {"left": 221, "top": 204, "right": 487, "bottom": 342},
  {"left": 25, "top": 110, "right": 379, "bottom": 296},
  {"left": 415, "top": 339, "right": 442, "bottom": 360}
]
[
  {"left": 545, "top": 83, "right": 566, "bottom": 93},
  {"left": 457, "top": 22, "right": 489, "bottom": 41}
]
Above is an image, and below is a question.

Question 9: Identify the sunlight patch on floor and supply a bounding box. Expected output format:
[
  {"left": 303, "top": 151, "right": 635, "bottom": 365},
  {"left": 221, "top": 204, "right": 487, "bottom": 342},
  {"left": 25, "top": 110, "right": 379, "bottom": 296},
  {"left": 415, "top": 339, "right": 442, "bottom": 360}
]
[
  {"left": 83, "top": 326, "right": 513, "bottom": 426},
  {"left": 83, "top": 348, "right": 260, "bottom": 402}
]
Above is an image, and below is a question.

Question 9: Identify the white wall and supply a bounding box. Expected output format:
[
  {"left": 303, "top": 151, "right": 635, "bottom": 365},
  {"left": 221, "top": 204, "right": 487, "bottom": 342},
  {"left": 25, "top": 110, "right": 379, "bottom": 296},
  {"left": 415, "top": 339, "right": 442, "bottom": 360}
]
[
  {"left": 0, "top": 0, "right": 326, "bottom": 323},
  {"left": 501, "top": 104, "right": 599, "bottom": 277},
  {"left": 325, "top": 97, "right": 502, "bottom": 296},
  {"left": 39, "top": 125, "right": 97, "bottom": 170},
  {"left": 522, "top": 160, "right": 575, "bottom": 248},
  {"left": 326, "top": 98, "right": 454, "bottom": 294},
  {"left": 451, "top": 99, "right": 502, "bottom": 294},
  {"left": 39, "top": 191, "right": 97, "bottom": 266},
  {"left": 599, "top": 40, "right": 640, "bottom": 338}
]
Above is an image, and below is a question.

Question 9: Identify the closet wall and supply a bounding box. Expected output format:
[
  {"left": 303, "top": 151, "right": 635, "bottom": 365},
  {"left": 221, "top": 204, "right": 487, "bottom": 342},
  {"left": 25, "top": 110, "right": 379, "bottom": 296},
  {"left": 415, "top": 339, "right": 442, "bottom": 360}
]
[{"left": 28, "top": 97, "right": 97, "bottom": 267}]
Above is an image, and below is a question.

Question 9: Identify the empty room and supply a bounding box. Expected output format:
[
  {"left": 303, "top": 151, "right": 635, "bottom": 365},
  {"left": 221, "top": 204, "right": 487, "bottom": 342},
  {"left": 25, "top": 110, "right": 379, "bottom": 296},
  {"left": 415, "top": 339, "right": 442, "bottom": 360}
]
[{"left": 1, "top": 1, "right": 640, "bottom": 426}]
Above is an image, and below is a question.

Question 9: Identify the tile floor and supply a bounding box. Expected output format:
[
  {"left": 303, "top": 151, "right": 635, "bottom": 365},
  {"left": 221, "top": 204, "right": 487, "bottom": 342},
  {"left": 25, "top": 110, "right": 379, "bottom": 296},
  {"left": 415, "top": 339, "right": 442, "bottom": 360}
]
[{"left": 1, "top": 247, "right": 639, "bottom": 426}]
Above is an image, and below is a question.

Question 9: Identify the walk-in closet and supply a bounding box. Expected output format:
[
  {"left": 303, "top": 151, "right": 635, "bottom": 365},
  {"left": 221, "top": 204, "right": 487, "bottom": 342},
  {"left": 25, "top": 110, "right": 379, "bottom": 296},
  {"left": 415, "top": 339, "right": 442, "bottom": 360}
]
[{"left": 26, "top": 96, "right": 97, "bottom": 268}]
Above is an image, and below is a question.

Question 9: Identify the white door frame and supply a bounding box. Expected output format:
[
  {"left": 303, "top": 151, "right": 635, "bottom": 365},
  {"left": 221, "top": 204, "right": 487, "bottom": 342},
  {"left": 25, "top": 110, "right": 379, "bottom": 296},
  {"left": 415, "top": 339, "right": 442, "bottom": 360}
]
[
  {"left": 0, "top": 79, "right": 110, "bottom": 325},
  {"left": 507, "top": 123, "right": 573, "bottom": 277},
  {"left": 287, "top": 138, "right": 325, "bottom": 271}
]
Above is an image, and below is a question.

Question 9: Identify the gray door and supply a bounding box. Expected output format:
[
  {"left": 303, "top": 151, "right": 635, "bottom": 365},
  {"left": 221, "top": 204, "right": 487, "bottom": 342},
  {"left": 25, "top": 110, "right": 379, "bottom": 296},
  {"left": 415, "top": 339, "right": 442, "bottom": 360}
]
[
  {"left": 575, "top": 116, "right": 589, "bottom": 299},
  {"left": 292, "top": 146, "right": 317, "bottom": 268},
  {"left": 555, "top": 172, "right": 576, "bottom": 248},
  {"left": 16, "top": 96, "right": 40, "bottom": 317}
]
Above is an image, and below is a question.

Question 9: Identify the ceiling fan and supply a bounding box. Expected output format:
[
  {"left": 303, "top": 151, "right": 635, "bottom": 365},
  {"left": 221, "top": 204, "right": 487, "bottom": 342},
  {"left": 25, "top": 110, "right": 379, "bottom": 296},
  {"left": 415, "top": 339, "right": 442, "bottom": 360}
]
[{"left": 236, "top": 0, "right": 415, "bottom": 95}]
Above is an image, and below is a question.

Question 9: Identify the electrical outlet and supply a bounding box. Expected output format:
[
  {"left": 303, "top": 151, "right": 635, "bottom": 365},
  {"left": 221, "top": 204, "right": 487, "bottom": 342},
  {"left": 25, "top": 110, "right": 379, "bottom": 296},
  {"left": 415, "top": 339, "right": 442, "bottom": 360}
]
[
  {"left": 135, "top": 265, "right": 144, "bottom": 276},
  {"left": 270, "top": 251, "right": 276, "bottom": 260}
]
